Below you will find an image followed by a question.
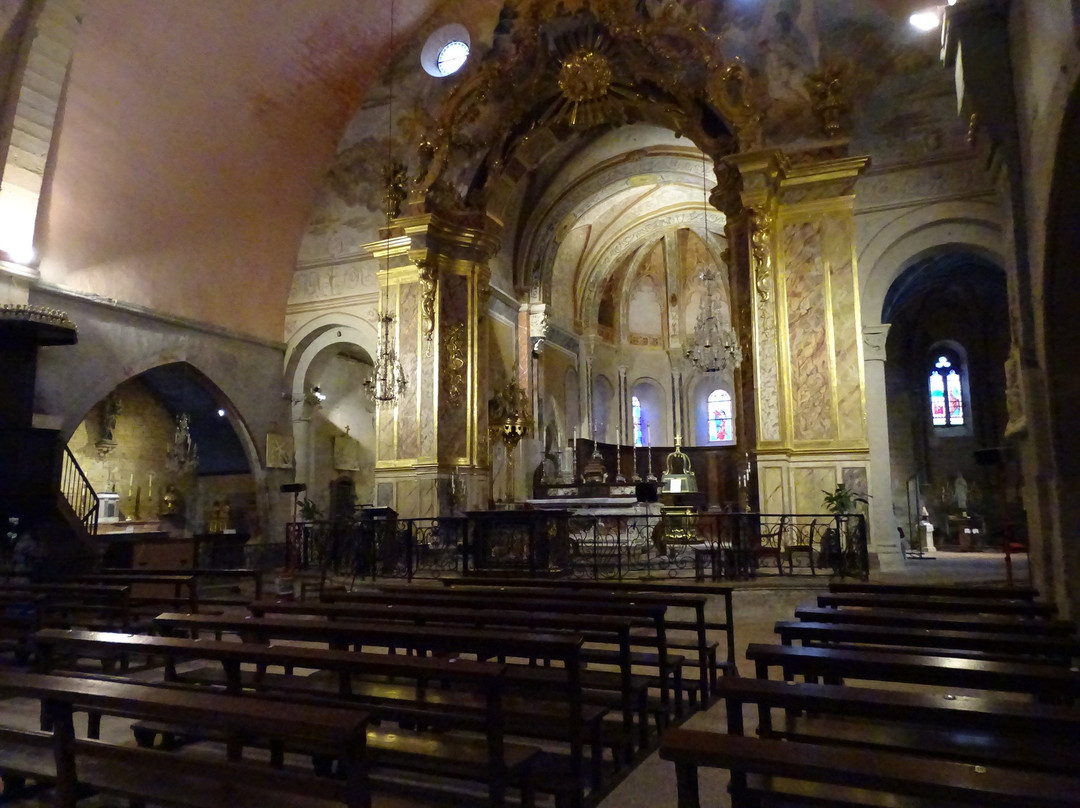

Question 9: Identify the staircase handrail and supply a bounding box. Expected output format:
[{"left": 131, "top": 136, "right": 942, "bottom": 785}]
[{"left": 61, "top": 446, "right": 99, "bottom": 536}]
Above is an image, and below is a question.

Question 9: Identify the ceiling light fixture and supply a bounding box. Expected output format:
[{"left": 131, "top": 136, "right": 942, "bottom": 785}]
[
  {"left": 364, "top": 0, "right": 407, "bottom": 406},
  {"left": 684, "top": 151, "right": 743, "bottom": 375}
]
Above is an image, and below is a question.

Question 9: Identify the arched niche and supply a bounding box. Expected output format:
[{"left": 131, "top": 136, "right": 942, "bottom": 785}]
[{"left": 630, "top": 378, "right": 667, "bottom": 447}]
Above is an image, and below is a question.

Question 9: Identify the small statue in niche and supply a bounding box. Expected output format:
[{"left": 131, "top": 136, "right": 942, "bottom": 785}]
[
  {"left": 96, "top": 393, "right": 123, "bottom": 457},
  {"left": 954, "top": 474, "right": 968, "bottom": 515}
]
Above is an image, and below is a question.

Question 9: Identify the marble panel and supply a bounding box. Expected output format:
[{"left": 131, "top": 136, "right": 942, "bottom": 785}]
[
  {"left": 397, "top": 477, "right": 420, "bottom": 518},
  {"left": 376, "top": 482, "right": 394, "bottom": 509},
  {"left": 756, "top": 293, "right": 781, "bottom": 442},
  {"left": 793, "top": 466, "right": 837, "bottom": 515},
  {"left": 760, "top": 465, "right": 786, "bottom": 513},
  {"left": 440, "top": 275, "right": 469, "bottom": 460},
  {"left": 784, "top": 221, "right": 836, "bottom": 442},
  {"left": 398, "top": 283, "right": 419, "bottom": 459},
  {"left": 825, "top": 216, "right": 866, "bottom": 443}
]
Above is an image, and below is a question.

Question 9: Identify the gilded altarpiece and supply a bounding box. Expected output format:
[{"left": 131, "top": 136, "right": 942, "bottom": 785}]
[{"left": 734, "top": 152, "right": 871, "bottom": 517}]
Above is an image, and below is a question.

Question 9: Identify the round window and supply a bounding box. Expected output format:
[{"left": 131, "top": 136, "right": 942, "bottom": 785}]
[
  {"left": 436, "top": 40, "right": 469, "bottom": 76},
  {"left": 421, "top": 24, "right": 471, "bottom": 78}
]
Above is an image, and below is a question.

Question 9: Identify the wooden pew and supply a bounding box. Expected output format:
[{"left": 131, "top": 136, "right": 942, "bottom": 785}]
[
  {"left": 0, "top": 669, "right": 370, "bottom": 808},
  {"left": 33, "top": 628, "right": 534, "bottom": 808},
  {"left": 249, "top": 598, "right": 656, "bottom": 745},
  {"left": 152, "top": 611, "right": 611, "bottom": 788},
  {"left": 438, "top": 576, "right": 738, "bottom": 680},
  {"left": 287, "top": 591, "right": 678, "bottom": 720},
  {"left": 794, "top": 605, "right": 1077, "bottom": 635},
  {"left": 0, "top": 584, "right": 134, "bottom": 667},
  {"left": 50, "top": 573, "right": 199, "bottom": 614},
  {"left": 829, "top": 581, "right": 1040, "bottom": 600},
  {"left": 775, "top": 619, "right": 1080, "bottom": 665},
  {"left": 412, "top": 582, "right": 724, "bottom": 703},
  {"left": 818, "top": 592, "right": 1057, "bottom": 617},
  {"left": 745, "top": 642, "right": 1080, "bottom": 702},
  {"left": 102, "top": 567, "right": 263, "bottom": 605},
  {"left": 660, "top": 726, "right": 1080, "bottom": 808}
]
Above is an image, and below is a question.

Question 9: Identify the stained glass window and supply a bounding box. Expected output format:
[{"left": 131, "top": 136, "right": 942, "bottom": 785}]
[
  {"left": 707, "top": 389, "right": 733, "bottom": 442},
  {"left": 632, "top": 396, "right": 643, "bottom": 447},
  {"left": 929, "top": 354, "right": 964, "bottom": 427}
]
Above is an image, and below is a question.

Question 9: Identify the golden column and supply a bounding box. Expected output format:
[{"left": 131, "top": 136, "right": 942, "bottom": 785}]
[
  {"left": 724, "top": 149, "right": 871, "bottom": 519},
  {"left": 367, "top": 210, "right": 501, "bottom": 519}
]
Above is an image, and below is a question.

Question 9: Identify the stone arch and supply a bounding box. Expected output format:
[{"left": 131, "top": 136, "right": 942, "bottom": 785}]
[
  {"left": 858, "top": 200, "right": 1006, "bottom": 326},
  {"left": 284, "top": 312, "right": 378, "bottom": 376},
  {"left": 1042, "top": 72, "right": 1080, "bottom": 618}
]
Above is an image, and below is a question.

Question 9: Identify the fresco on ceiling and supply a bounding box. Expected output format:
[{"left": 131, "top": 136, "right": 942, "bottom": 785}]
[{"left": 298, "top": 0, "right": 961, "bottom": 267}]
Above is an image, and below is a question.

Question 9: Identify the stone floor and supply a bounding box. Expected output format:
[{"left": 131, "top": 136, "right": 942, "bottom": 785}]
[{"left": 0, "top": 551, "right": 1031, "bottom": 807}]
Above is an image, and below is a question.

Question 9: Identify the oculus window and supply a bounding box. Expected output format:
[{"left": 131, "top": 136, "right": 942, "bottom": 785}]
[{"left": 421, "top": 24, "right": 471, "bottom": 77}]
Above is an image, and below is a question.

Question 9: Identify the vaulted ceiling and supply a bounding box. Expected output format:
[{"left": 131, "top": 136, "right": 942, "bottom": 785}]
[{"left": 20, "top": 0, "right": 946, "bottom": 342}]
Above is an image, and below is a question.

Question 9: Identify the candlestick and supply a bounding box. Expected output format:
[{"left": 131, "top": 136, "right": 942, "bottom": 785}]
[
  {"left": 128, "top": 473, "right": 133, "bottom": 498},
  {"left": 148, "top": 473, "right": 153, "bottom": 503}
]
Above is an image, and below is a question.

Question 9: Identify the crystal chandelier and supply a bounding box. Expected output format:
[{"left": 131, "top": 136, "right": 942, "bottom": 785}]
[
  {"left": 364, "top": 308, "right": 407, "bottom": 404},
  {"left": 685, "top": 152, "right": 743, "bottom": 374},
  {"left": 165, "top": 412, "right": 199, "bottom": 474},
  {"left": 363, "top": 0, "right": 407, "bottom": 406}
]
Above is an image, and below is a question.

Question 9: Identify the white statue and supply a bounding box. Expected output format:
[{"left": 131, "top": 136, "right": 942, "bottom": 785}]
[{"left": 954, "top": 474, "right": 968, "bottom": 514}]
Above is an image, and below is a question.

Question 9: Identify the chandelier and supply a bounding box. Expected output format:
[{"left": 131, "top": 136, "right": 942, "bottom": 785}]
[
  {"left": 165, "top": 412, "right": 199, "bottom": 474},
  {"left": 685, "top": 152, "right": 743, "bottom": 374},
  {"left": 363, "top": 0, "right": 407, "bottom": 406}
]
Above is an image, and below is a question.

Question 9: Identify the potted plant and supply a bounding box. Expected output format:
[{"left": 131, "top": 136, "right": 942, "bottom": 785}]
[{"left": 820, "top": 483, "right": 868, "bottom": 572}]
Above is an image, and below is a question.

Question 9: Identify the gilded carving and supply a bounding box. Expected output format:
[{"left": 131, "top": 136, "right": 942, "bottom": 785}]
[
  {"left": 383, "top": 161, "right": 408, "bottom": 219},
  {"left": 415, "top": 258, "right": 438, "bottom": 342},
  {"left": 805, "top": 65, "right": 848, "bottom": 139},
  {"left": 750, "top": 207, "right": 773, "bottom": 302},
  {"left": 444, "top": 322, "right": 467, "bottom": 407},
  {"left": 559, "top": 50, "right": 613, "bottom": 103}
]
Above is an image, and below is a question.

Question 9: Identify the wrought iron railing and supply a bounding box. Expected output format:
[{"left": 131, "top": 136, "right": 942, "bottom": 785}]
[
  {"left": 281, "top": 510, "right": 868, "bottom": 583},
  {"left": 60, "top": 447, "right": 98, "bottom": 536}
]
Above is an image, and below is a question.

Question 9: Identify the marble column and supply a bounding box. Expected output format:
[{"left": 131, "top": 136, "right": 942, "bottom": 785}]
[
  {"left": 367, "top": 210, "right": 500, "bottom": 518},
  {"left": 725, "top": 148, "right": 875, "bottom": 549}
]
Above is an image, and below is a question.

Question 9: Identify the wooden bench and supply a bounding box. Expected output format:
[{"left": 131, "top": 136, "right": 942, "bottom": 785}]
[
  {"left": 415, "top": 582, "right": 723, "bottom": 704},
  {"left": 818, "top": 591, "right": 1057, "bottom": 617},
  {"left": 439, "top": 576, "right": 739, "bottom": 681},
  {"left": 152, "top": 611, "right": 612, "bottom": 788},
  {"left": 296, "top": 590, "right": 679, "bottom": 720},
  {"left": 775, "top": 619, "right": 1080, "bottom": 665},
  {"left": 745, "top": 641, "right": 1080, "bottom": 702},
  {"left": 33, "top": 628, "right": 536, "bottom": 808},
  {"left": 0, "top": 584, "right": 135, "bottom": 667},
  {"left": 794, "top": 605, "right": 1077, "bottom": 635},
  {"left": 662, "top": 672, "right": 1080, "bottom": 807},
  {"left": 0, "top": 669, "right": 370, "bottom": 808},
  {"left": 50, "top": 573, "right": 200, "bottom": 614},
  {"left": 660, "top": 726, "right": 1080, "bottom": 808},
  {"left": 250, "top": 597, "right": 659, "bottom": 746},
  {"left": 102, "top": 567, "right": 263, "bottom": 605},
  {"left": 829, "top": 581, "right": 1040, "bottom": 600}
]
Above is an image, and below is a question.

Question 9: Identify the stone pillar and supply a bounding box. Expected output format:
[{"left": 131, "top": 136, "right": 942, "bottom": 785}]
[
  {"left": 863, "top": 323, "right": 904, "bottom": 570},
  {"left": 726, "top": 149, "right": 874, "bottom": 538},
  {"left": 368, "top": 211, "right": 500, "bottom": 518}
]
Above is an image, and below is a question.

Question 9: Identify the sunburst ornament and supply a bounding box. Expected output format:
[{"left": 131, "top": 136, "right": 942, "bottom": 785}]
[
  {"left": 559, "top": 50, "right": 613, "bottom": 105},
  {"left": 542, "top": 28, "right": 637, "bottom": 129}
]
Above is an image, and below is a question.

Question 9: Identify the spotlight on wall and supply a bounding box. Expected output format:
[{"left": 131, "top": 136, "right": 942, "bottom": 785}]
[
  {"left": 312, "top": 386, "right": 327, "bottom": 402},
  {"left": 908, "top": 8, "right": 941, "bottom": 31},
  {"left": 217, "top": 408, "right": 226, "bottom": 417}
]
